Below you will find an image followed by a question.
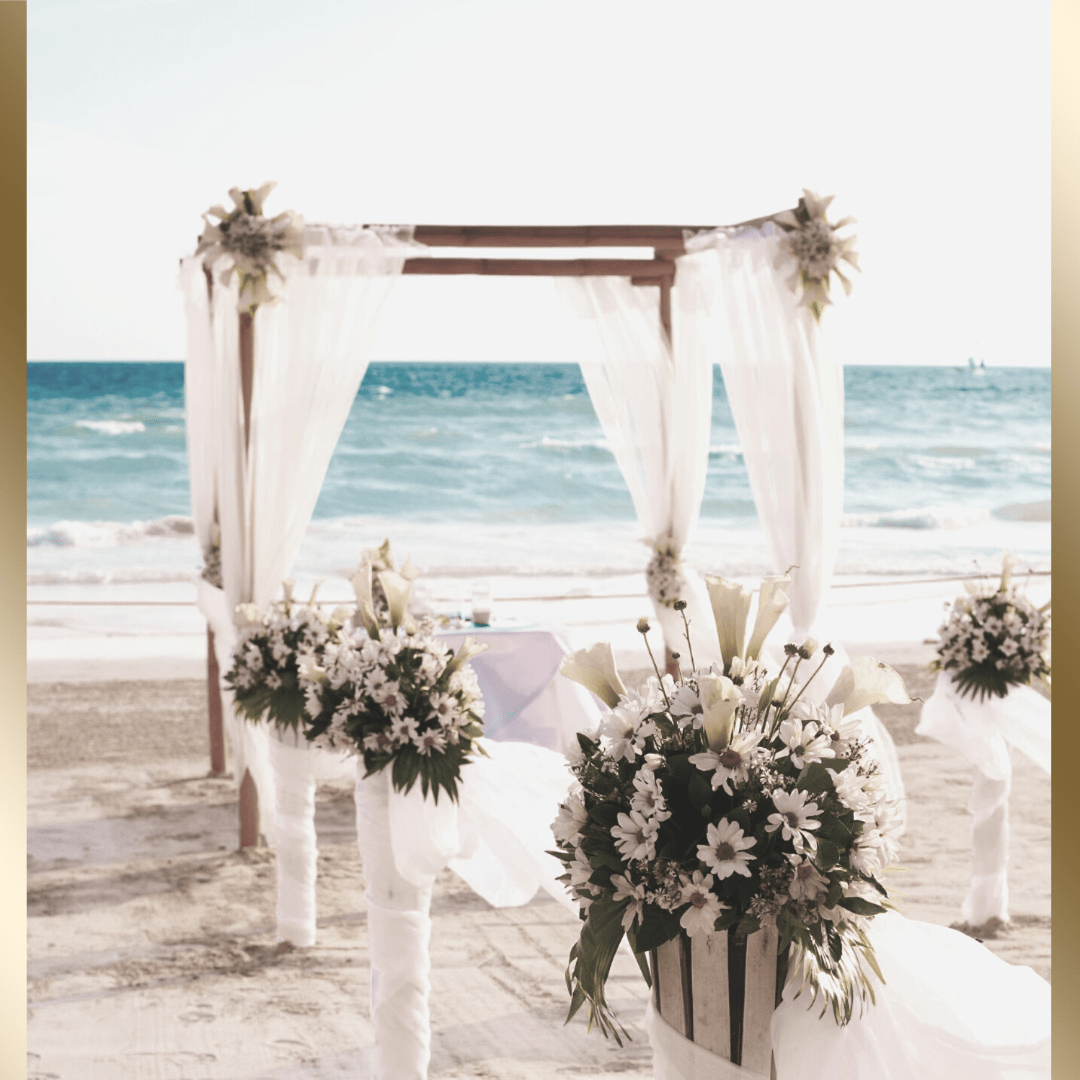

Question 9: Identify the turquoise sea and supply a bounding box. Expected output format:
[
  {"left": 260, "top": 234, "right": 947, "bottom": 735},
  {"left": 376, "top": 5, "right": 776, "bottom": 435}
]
[{"left": 26, "top": 361, "right": 1051, "bottom": 587}]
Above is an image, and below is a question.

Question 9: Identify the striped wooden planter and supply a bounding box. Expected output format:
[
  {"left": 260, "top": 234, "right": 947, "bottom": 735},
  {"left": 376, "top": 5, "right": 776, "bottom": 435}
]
[{"left": 652, "top": 927, "right": 789, "bottom": 1078}]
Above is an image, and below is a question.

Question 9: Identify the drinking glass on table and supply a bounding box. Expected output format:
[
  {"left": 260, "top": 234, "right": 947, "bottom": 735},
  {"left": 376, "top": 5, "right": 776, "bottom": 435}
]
[{"left": 470, "top": 581, "right": 493, "bottom": 626}]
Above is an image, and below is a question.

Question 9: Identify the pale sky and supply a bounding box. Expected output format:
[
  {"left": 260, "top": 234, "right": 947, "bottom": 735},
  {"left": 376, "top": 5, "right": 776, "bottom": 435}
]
[{"left": 28, "top": 0, "right": 1049, "bottom": 366}]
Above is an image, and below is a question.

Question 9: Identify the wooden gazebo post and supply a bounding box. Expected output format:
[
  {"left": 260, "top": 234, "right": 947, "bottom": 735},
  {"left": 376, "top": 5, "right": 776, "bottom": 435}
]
[
  {"left": 206, "top": 630, "right": 226, "bottom": 776},
  {"left": 237, "top": 309, "right": 260, "bottom": 847}
]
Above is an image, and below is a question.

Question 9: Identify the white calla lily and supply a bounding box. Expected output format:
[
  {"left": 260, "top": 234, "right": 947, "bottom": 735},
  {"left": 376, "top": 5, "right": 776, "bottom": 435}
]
[
  {"left": 747, "top": 574, "right": 791, "bottom": 660},
  {"left": 698, "top": 674, "right": 742, "bottom": 750},
  {"left": 826, "top": 656, "right": 911, "bottom": 716},
  {"left": 705, "top": 576, "right": 752, "bottom": 670},
  {"left": 377, "top": 569, "right": 413, "bottom": 631},
  {"left": 560, "top": 642, "right": 627, "bottom": 709},
  {"left": 350, "top": 563, "right": 379, "bottom": 636},
  {"left": 445, "top": 635, "right": 489, "bottom": 676},
  {"left": 234, "top": 602, "right": 263, "bottom": 629}
]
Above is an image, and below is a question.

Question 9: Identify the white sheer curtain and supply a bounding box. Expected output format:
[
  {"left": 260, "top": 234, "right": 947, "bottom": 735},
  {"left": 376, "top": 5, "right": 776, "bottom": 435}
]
[
  {"left": 554, "top": 276, "right": 717, "bottom": 659},
  {"left": 677, "top": 225, "right": 905, "bottom": 822},
  {"left": 181, "top": 224, "right": 418, "bottom": 853},
  {"left": 678, "top": 225, "right": 842, "bottom": 635},
  {"left": 182, "top": 259, "right": 272, "bottom": 829}
]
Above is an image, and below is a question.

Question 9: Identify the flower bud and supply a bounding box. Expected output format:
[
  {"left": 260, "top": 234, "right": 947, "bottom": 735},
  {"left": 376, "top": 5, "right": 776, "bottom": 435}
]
[{"left": 636, "top": 617, "right": 652, "bottom": 634}]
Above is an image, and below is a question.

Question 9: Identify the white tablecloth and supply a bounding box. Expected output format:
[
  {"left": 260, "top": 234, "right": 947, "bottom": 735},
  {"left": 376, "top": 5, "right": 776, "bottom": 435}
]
[{"left": 437, "top": 625, "right": 603, "bottom": 753}]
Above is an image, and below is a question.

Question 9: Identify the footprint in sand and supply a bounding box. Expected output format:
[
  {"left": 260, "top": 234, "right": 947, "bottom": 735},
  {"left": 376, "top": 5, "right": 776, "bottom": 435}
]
[{"left": 179, "top": 1002, "right": 216, "bottom": 1024}]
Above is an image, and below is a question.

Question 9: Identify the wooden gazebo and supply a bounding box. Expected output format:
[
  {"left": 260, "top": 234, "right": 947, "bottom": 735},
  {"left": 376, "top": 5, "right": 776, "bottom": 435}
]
[{"left": 202, "top": 207, "right": 795, "bottom": 846}]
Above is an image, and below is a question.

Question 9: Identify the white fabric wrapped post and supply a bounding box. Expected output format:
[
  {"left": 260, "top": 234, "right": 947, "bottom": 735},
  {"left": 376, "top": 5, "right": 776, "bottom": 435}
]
[
  {"left": 916, "top": 673, "right": 1051, "bottom": 925},
  {"left": 355, "top": 769, "right": 439, "bottom": 1080},
  {"left": 677, "top": 225, "right": 906, "bottom": 829},
  {"left": 269, "top": 727, "right": 320, "bottom": 946},
  {"left": 964, "top": 768, "right": 1010, "bottom": 926}
]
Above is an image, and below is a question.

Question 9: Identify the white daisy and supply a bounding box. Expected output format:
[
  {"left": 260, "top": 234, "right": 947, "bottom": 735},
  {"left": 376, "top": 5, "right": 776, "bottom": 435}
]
[
  {"left": 693, "top": 730, "right": 764, "bottom": 794},
  {"left": 678, "top": 871, "right": 726, "bottom": 937},
  {"left": 697, "top": 818, "right": 757, "bottom": 879},
  {"left": 610, "top": 809, "right": 658, "bottom": 862},
  {"left": 765, "top": 789, "right": 822, "bottom": 852},
  {"left": 414, "top": 729, "right": 447, "bottom": 756},
  {"left": 552, "top": 793, "right": 589, "bottom": 845},
  {"left": 775, "top": 718, "right": 836, "bottom": 769},
  {"left": 630, "top": 770, "right": 671, "bottom": 822},
  {"left": 611, "top": 872, "right": 646, "bottom": 930},
  {"left": 787, "top": 853, "right": 829, "bottom": 902}
]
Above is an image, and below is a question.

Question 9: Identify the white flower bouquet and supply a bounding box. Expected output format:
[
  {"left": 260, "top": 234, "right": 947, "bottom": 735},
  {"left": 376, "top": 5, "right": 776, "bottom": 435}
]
[
  {"left": 645, "top": 545, "right": 684, "bottom": 610},
  {"left": 774, "top": 190, "right": 860, "bottom": 322},
  {"left": 297, "top": 550, "right": 488, "bottom": 804},
  {"left": 195, "top": 182, "right": 305, "bottom": 314},
  {"left": 932, "top": 554, "right": 1050, "bottom": 702},
  {"left": 225, "top": 580, "right": 346, "bottom": 731},
  {"left": 553, "top": 575, "right": 908, "bottom": 1040}
]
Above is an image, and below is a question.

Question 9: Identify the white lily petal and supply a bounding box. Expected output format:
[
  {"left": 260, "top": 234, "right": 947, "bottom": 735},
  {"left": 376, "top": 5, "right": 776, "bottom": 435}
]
[
  {"left": 559, "top": 642, "right": 627, "bottom": 708},
  {"left": 377, "top": 569, "right": 413, "bottom": 631},
  {"left": 826, "top": 657, "right": 911, "bottom": 716},
  {"left": 746, "top": 574, "right": 791, "bottom": 660},
  {"left": 251, "top": 181, "right": 277, "bottom": 214},
  {"left": 705, "top": 576, "right": 752, "bottom": 670},
  {"left": 350, "top": 564, "right": 380, "bottom": 636},
  {"left": 698, "top": 674, "right": 741, "bottom": 750},
  {"left": 445, "top": 635, "right": 489, "bottom": 676}
]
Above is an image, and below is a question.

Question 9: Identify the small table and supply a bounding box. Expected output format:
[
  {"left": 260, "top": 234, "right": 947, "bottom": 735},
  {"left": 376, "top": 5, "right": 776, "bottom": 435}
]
[{"left": 437, "top": 624, "right": 602, "bottom": 753}]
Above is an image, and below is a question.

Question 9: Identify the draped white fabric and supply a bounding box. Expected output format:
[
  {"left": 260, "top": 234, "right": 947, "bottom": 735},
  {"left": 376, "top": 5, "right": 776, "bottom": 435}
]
[
  {"left": 915, "top": 674, "right": 1051, "bottom": 924},
  {"left": 677, "top": 226, "right": 905, "bottom": 826},
  {"left": 553, "top": 276, "right": 717, "bottom": 658},
  {"left": 678, "top": 224, "right": 843, "bottom": 635},
  {"left": 769, "top": 914, "right": 1050, "bottom": 1079},
  {"left": 181, "top": 224, "right": 416, "bottom": 848}
]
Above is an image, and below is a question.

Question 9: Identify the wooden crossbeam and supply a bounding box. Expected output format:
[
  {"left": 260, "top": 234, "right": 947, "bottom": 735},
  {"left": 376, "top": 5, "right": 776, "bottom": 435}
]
[
  {"left": 401, "top": 256, "right": 675, "bottom": 280},
  {"left": 409, "top": 224, "right": 701, "bottom": 251},
  {"left": 399, "top": 210, "right": 792, "bottom": 285}
]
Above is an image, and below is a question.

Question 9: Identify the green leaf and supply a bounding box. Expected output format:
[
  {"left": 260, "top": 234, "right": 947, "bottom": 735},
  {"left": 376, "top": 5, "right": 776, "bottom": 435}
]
[
  {"left": 838, "top": 896, "right": 886, "bottom": 916},
  {"left": 815, "top": 838, "right": 841, "bottom": 871},
  {"left": 624, "top": 925, "right": 653, "bottom": 988},
  {"left": 795, "top": 761, "right": 835, "bottom": 795}
]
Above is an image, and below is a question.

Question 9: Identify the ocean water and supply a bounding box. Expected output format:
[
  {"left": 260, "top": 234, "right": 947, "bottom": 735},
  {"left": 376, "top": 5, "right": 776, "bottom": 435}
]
[{"left": 27, "top": 361, "right": 1051, "bottom": 591}]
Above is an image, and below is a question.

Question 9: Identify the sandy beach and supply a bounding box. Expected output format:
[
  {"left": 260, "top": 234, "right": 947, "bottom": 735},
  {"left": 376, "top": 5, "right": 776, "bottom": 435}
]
[{"left": 26, "top": 575, "right": 1051, "bottom": 1080}]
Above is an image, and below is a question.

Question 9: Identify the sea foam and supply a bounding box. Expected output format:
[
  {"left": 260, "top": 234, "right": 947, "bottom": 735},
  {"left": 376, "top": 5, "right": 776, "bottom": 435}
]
[
  {"left": 840, "top": 506, "right": 991, "bottom": 530},
  {"left": 28, "top": 515, "right": 196, "bottom": 547},
  {"left": 74, "top": 419, "right": 146, "bottom": 435}
]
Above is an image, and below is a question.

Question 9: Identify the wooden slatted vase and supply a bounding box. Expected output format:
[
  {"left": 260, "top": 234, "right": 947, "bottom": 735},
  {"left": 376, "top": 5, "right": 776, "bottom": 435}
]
[{"left": 652, "top": 926, "right": 789, "bottom": 1079}]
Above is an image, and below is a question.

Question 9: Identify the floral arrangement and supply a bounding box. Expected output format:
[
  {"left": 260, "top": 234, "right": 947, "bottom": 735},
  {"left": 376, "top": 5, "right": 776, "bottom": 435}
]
[
  {"left": 296, "top": 544, "right": 488, "bottom": 803},
  {"left": 774, "top": 190, "right": 860, "bottom": 322},
  {"left": 200, "top": 520, "right": 223, "bottom": 589},
  {"left": 195, "top": 182, "right": 305, "bottom": 314},
  {"left": 932, "top": 553, "right": 1051, "bottom": 702},
  {"left": 552, "top": 573, "right": 908, "bottom": 1040},
  {"left": 645, "top": 544, "right": 685, "bottom": 610},
  {"left": 225, "top": 579, "right": 348, "bottom": 731}
]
